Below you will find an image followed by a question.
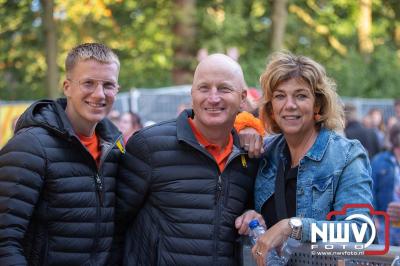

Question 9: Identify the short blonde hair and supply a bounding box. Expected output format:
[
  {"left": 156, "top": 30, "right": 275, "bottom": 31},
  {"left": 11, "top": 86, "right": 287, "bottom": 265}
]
[
  {"left": 259, "top": 52, "right": 344, "bottom": 134},
  {"left": 65, "top": 43, "right": 120, "bottom": 75}
]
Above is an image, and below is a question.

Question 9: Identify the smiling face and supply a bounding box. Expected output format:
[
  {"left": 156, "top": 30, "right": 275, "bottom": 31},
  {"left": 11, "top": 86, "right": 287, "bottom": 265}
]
[
  {"left": 191, "top": 54, "right": 247, "bottom": 132},
  {"left": 271, "top": 78, "right": 318, "bottom": 138},
  {"left": 63, "top": 59, "right": 119, "bottom": 135}
]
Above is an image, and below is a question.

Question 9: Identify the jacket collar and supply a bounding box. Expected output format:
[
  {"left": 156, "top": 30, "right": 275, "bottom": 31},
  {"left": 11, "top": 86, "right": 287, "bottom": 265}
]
[
  {"left": 16, "top": 98, "right": 121, "bottom": 143},
  {"left": 304, "top": 127, "right": 331, "bottom": 162},
  {"left": 176, "top": 109, "right": 242, "bottom": 149}
]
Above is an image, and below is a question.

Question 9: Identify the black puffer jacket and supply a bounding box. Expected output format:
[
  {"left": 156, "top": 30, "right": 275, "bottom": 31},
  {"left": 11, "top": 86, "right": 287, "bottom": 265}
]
[
  {"left": 117, "top": 110, "right": 258, "bottom": 266},
  {"left": 0, "top": 99, "right": 123, "bottom": 266}
]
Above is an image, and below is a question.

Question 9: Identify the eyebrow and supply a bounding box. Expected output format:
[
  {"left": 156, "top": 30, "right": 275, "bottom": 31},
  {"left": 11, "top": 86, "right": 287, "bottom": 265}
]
[
  {"left": 195, "top": 81, "right": 235, "bottom": 88},
  {"left": 274, "top": 88, "right": 311, "bottom": 93}
]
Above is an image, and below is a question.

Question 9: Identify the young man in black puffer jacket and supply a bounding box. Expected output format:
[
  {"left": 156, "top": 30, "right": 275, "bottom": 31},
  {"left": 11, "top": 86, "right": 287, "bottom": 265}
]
[
  {"left": 0, "top": 43, "right": 124, "bottom": 266},
  {"left": 115, "top": 54, "right": 263, "bottom": 265}
]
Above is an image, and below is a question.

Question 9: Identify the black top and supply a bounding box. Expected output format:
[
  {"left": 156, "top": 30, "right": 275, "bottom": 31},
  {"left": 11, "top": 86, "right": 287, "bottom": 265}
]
[
  {"left": 345, "top": 120, "right": 380, "bottom": 158},
  {"left": 261, "top": 146, "right": 298, "bottom": 228}
]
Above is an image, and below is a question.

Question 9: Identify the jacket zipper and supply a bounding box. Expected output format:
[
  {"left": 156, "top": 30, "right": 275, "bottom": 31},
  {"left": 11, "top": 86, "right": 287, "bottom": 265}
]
[
  {"left": 90, "top": 136, "right": 122, "bottom": 264},
  {"left": 215, "top": 175, "right": 222, "bottom": 204},
  {"left": 181, "top": 140, "right": 246, "bottom": 264},
  {"left": 213, "top": 148, "right": 246, "bottom": 264},
  {"left": 95, "top": 173, "right": 104, "bottom": 206}
]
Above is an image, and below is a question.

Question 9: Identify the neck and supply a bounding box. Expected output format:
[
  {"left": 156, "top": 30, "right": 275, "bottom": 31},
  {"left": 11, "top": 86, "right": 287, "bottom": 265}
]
[
  {"left": 65, "top": 106, "right": 97, "bottom": 137},
  {"left": 285, "top": 128, "right": 318, "bottom": 167},
  {"left": 192, "top": 119, "right": 231, "bottom": 148}
]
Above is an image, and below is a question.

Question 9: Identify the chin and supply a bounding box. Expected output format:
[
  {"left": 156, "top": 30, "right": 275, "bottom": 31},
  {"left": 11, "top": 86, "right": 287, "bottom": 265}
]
[{"left": 85, "top": 114, "right": 106, "bottom": 124}]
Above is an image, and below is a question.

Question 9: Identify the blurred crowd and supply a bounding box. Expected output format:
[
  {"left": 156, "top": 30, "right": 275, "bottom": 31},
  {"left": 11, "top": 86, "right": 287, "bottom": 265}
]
[{"left": 107, "top": 110, "right": 143, "bottom": 145}]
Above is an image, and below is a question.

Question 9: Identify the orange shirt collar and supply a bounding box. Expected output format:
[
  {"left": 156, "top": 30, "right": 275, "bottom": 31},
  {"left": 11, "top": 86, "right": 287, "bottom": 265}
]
[
  {"left": 188, "top": 118, "right": 233, "bottom": 172},
  {"left": 77, "top": 133, "right": 101, "bottom": 165}
]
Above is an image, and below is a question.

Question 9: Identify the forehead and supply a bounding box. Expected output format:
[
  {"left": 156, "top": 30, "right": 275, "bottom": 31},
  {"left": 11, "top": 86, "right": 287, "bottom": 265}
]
[
  {"left": 274, "top": 77, "right": 311, "bottom": 93},
  {"left": 194, "top": 63, "right": 242, "bottom": 87},
  {"left": 69, "top": 59, "right": 119, "bottom": 80}
]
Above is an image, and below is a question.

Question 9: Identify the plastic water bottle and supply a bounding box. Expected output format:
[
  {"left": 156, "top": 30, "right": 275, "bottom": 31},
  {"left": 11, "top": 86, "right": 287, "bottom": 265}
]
[
  {"left": 279, "top": 236, "right": 301, "bottom": 265},
  {"left": 249, "top": 219, "right": 266, "bottom": 245},
  {"left": 392, "top": 256, "right": 400, "bottom": 266},
  {"left": 248, "top": 219, "right": 283, "bottom": 265}
]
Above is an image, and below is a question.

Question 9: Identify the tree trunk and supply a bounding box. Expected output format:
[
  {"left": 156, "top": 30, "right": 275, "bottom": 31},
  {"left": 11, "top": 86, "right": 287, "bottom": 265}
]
[
  {"left": 41, "top": 0, "right": 59, "bottom": 99},
  {"left": 172, "top": 0, "right": 196, "bottom": 85},
  {"left": 269, "top": 0, "right": 288, "bottom": 52},
  {"left": 358, "top": 0, "right": 373, "bottom": 57}
]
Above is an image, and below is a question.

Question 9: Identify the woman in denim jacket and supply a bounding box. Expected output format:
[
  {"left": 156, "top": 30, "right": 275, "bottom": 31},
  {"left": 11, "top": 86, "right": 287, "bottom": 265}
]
[{"left": 249, "top": 52, "right": 374, "bottom": 265}]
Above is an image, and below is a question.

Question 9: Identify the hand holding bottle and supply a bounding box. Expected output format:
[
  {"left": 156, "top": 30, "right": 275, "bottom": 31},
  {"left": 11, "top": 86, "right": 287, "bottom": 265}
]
[{"left": 251, "top": 218, "right": 292, "bottom": 266}]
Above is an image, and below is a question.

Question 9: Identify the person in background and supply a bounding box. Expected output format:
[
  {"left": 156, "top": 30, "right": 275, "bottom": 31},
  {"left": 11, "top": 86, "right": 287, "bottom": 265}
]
[
  {"left": 395, "top": 99, "right": 400, "bottom": 121},
  {"left": 245, "top": 52, "right": 373, "bottom": 265},
  {"left": 368, "top": 108, "right": 385, "bottom": 148},
  {"left": 242, "top": 88, "right": 262, "bottom": 117},
  {"left": 118, "top": 111, "right": 143, "bottom": 144},
  {"left": 114, "top": 54, "right": 263, "bottom": 265},
  {"left": 386, "top": 99, "right": 400, "bottom": 133},
  {"left": 344, "top": 103, "right": 380, "bottom": 158},
  {"left": 108, "top": 109, "right": 121, "bottom": 127},
  {"left": 371, "top": 122, "right": 400, "bottom": 246},
  {"left": 0, "top": 43, "right": 123, "bottom": 266}
]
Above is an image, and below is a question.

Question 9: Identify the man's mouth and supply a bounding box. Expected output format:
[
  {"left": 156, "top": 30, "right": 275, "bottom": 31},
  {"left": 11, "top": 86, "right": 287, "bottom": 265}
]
[
  {"left": 86, "top": 101, "right": 106, "bottom": 108},
  {"left": 205, "top": 107, "right": 225, "bottom": 112}
]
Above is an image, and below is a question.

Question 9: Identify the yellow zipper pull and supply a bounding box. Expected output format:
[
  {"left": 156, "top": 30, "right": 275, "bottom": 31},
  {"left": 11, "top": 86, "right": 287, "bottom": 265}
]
[
  {"left": 116, "top": 139, "right": 125, "bottom": 154},
  {"left": 241, "top": 154, "right": 247, "bottom": 168}
]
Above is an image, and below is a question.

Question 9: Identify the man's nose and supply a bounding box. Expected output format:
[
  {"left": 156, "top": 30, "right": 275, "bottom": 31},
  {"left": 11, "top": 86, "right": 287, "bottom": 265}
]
[
  {"left": 207, "top": 87, "right": 221, "bottom": 103},
  {"left": 92, "top": 81, "right": 106, "bottom": 97}
]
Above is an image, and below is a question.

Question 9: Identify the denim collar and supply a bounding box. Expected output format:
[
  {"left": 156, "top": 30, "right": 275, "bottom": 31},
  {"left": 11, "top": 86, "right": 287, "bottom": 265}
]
[{"left": 303, "top": 127, "right": 330, "bottom": 162}]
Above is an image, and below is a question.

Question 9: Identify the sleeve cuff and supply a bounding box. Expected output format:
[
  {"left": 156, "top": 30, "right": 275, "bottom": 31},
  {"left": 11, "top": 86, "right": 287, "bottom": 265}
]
[{"left": 234, "top": 111, "right": 266, "bottom": 136}]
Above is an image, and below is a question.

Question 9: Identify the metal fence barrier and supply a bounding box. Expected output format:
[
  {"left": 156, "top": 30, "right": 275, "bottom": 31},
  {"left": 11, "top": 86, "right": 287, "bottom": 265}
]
[
  {"left": 240, "top": 239, "right": 400, "bottom": 266},
  {"left": 112, "top": 87, "right": 397, "bottom": 126}
]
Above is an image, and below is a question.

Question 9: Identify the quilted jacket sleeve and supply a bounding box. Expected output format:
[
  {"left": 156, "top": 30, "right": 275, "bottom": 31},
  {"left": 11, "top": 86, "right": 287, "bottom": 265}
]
[
  {"left": 0, "top": 130, "right": 46, "bottom": 266},
  {"left": 111, "top": 132, "right": 152, "bottom": 264}
]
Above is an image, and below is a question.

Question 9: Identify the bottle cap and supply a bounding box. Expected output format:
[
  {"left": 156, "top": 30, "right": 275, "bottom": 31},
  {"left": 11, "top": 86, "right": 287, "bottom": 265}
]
[{"left": 249, "top": 219, "right": 260, "bottom": 230}]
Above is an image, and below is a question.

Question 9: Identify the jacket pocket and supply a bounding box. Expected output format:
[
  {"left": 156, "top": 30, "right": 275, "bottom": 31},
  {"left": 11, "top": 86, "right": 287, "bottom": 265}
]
[{"left": 311, "top": 176, "right": 334, "bottom": 217}]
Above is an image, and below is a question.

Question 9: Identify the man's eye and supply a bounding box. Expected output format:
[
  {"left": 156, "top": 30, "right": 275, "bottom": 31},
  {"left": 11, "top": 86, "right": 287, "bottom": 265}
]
[
  {"left": 82, "top": 80, "right": 95, "bottom": 87},
  {"left": 104, "top": 83, "right": 116, "bottom": 90},
  {"left": 220, "top": 87, "right": 233, "bottom": 93},
  {"left": 199, "top": 86, "right": 209, "bottom": 92}
]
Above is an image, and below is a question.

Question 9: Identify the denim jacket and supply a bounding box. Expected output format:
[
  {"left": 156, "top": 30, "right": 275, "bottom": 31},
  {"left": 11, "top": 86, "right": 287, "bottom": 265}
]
[
  {"left": 371, "top": 151, "right": 400, "bottom": 245},
  {"left": 255, "top": 128, "right": 374, "bottom": 242},
  {"left": 371, "top": 151, "right": 397, "bottom": 211}
]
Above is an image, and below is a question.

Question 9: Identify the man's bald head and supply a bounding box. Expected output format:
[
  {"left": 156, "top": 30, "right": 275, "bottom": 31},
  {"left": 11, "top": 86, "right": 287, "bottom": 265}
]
[
  {"left": 190, "top": 53, "right": 247, "bottom": 135},
  {"left": 193, "top": 53, "right": 246, "bottom": 90}
]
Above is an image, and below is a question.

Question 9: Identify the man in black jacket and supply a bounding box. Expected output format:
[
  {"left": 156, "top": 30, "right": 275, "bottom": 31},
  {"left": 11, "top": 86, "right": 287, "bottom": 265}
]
[
  {"left": 116, "top": 54, "right": 262, "bottom": 265},
  {"left": 0, "top": 43, "right": 124, "bottom": 265},
  {"left": 344, "top": 103, "right": 380, "bottom": 158}
]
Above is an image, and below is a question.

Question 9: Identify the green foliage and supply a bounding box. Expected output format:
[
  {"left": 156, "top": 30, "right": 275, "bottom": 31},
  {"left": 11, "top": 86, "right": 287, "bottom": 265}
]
[{"left": 0, "top": 0, "right": 399, "bottom": 100}]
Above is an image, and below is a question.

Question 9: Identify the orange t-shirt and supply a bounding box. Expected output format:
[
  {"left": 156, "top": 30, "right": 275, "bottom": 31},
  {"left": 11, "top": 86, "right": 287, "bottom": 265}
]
[
  {"left": 78, "top": 133, "right": 101, "bottom": 165},
  {"left": 188, "top": 118, "right": 233, "bottom": 172}
]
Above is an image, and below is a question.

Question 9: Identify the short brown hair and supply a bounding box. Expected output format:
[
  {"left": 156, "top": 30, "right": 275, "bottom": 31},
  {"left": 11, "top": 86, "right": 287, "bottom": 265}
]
[
  {"left": 65, "top": 43, "right": 120, "bottom": 75},
  {"left": 259, "top": 52, "right": 344, "bottom": 134}
]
